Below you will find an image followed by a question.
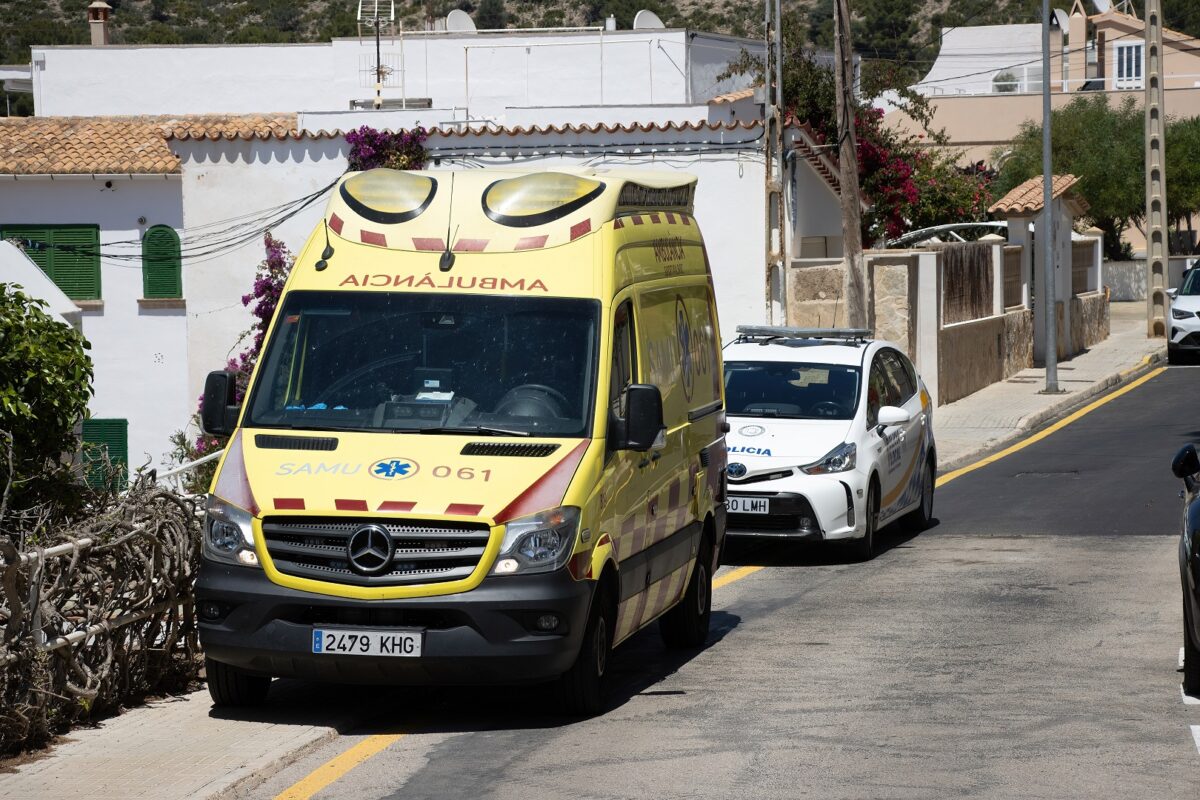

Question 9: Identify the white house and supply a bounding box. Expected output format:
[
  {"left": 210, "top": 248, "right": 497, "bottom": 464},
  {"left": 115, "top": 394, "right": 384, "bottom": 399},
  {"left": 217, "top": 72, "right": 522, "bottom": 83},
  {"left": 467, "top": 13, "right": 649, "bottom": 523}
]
[{"left": 0, "top": 18, "right": 848, "bottom": 473}]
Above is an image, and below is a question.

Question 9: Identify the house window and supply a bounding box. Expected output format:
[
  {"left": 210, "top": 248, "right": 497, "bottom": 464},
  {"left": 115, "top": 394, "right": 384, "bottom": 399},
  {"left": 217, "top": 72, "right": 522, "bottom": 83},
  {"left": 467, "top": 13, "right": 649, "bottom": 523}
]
[
  {"left": 1114, "top": 42, "right": 1143, "bottom": 89},
  {"left": 81, "top": 418, "right": 128, "bottom": 489},
  {"left": 0, "top": 225, "right": 101, "bottom": 300},
  {"left": 141, "top": 225, "right": 182, "bottom": 299}
]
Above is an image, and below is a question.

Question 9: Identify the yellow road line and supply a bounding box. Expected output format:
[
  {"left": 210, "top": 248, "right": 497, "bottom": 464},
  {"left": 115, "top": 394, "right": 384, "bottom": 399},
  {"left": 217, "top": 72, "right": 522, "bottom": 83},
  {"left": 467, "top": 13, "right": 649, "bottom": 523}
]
[
  {"left": 274, "top": 734, "right": 404, "bottom": 800},
  {"left": 936, "top": 366, "right": 1166, "bottom": 488},
  {"left": 712, "top": 564, "right": 763, "bottom": 590}
]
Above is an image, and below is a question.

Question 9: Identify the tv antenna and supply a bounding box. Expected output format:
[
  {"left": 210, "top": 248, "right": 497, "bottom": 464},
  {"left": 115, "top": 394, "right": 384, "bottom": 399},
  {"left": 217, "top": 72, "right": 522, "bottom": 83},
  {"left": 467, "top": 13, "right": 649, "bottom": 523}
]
[{"left": 358, "top": 1, "right": 396, "bottom": 109}]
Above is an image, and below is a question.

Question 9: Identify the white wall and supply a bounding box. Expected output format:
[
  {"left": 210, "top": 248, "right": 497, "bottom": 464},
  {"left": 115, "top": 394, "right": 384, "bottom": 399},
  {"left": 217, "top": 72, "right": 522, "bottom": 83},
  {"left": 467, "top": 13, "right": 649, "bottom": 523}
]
[
  {"left": 176, "top": 138, "right": 348, "bottom": 403},
  {"left": 34, "top": 31, "right": 757, "bottom": 120},
  {"left": 793, "top": 159, "right": 843, "bottom": 250},
  {"left": 913, "top": 24, "right": 1043, "bottom": 96},
  {"left": 0, "top": 177, "right": 189, "bottom": 470}
]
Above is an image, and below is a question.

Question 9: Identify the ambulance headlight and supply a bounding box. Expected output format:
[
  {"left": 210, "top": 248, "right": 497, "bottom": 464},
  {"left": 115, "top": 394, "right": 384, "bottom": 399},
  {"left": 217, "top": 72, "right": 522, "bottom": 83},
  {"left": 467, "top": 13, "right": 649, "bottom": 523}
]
[
  {"left": 492, "top": 507, "right": 580, "bottom": 575},
  {"left": 204, "top": 495, "right": 259, "bottom": 568},
  {"left": 800, "top": 442, "right": 857, "bottom": 475}
]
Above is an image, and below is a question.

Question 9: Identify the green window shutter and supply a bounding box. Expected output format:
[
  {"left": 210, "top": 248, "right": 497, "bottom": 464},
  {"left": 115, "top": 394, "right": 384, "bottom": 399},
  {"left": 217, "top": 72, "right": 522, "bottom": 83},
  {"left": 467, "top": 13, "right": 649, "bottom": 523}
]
[
  {"left": 49, "top": 226, "right": 101, "bottom": 300},
  {"left": 0, "top": 224, "right": 100, "bottom": 300},
  {"left": 81, "top": 418, "right": 129, "bottom": 490},
  {"left": 142, "top": 225, "right": 182, "bottom": 299}
]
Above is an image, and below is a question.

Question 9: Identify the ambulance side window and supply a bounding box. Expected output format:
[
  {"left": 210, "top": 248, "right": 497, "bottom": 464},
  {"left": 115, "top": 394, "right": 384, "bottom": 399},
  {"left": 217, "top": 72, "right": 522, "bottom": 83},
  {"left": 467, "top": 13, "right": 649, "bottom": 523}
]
[{"left": 609, "top": 301, "right": 636, "bottom": 418}]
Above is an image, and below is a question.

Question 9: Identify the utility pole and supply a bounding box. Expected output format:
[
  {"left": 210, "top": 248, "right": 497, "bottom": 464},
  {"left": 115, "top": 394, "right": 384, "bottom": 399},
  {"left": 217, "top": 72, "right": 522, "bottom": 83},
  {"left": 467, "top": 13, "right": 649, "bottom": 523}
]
[
  {"left": 1145, "top": 0, "right": 1168, "bottom": 338},
  {"left": 834, "top": 0, "right": 867, "bottom": 329},
  {"left": 763, "top": 0, "right": 785, "bottom": 324},
  {"left": 1040, "top": 0, "right": 1059, "bottom": 392}
]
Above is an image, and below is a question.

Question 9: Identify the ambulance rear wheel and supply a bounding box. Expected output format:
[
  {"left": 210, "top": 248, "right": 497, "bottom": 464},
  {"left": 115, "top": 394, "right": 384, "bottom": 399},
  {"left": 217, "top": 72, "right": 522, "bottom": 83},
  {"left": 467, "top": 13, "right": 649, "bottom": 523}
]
[
  {"left": 205, "top": 657, "right": 271, "bottom": 707},
  {"left": 558, "top": 585, "right": 613, "bottom": 716},
  {"left": 660, "top": 535, "right": 713, "bottom": 649}
]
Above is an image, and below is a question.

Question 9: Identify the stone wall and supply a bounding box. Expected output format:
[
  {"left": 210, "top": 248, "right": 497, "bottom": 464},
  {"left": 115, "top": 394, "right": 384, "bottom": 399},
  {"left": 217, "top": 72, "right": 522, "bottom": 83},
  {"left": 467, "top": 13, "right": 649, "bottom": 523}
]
[
  {"left": 869, "top": 258, "right": 916, "bottom": 358},
  {"left": 1003, "top": 308, "right": 1034, "bottom": 377},
  {"left": 937, "top": 315, "right": 1006, "bottom": 406},
  {"left": 784, "top": 261, "right": 848, "bottom": 328},
  {"left": 1071, "top": 291, "right": 1110, "bottom": 352}
]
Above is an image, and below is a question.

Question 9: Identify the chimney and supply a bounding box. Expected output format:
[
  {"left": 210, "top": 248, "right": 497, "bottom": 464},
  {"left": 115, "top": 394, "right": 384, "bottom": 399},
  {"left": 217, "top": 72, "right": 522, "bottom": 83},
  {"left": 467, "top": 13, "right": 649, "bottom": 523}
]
[
  {"left": 88, "top": 1, "right": 112, "bottom": 46},
  {"left": 1068, "top": 4, "right": 1088, "bottom": 92}
]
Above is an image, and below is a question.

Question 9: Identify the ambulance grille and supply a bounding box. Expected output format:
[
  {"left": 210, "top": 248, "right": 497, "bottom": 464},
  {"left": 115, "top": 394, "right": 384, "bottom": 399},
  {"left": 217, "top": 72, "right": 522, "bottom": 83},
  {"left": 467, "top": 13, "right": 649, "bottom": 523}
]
[
  {"left": 460, "top": 442, "right": 560, "bottom": 457},
  {"left": 261, "top": 517, "right": 492, "bottom": 587}
]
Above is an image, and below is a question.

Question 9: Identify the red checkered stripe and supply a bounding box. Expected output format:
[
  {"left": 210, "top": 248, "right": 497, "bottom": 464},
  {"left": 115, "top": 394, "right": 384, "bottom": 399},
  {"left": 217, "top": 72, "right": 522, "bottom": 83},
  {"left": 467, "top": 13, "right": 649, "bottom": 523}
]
[
  {"left": 613, "top": 212, "right": 692, "bottom": 230},
  {"left": 271, "top": 497, "right": 482, "bottom": 516},
  {"left": 327, "top": 213, "right": 588, "bottom": 252}
]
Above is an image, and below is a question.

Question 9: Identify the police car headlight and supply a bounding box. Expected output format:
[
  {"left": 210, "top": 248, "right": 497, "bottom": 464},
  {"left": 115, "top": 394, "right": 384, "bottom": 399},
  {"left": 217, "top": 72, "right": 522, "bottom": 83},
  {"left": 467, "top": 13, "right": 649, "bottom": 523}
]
[
  {"left": 204, "top": 495, "right": 260, "bottom": 568},
  {"left": 800, "top": 442, "right": 857, "bottom": 475},
  {"left": 492, "top": 507, "right": 580, "bottom": 576},
  {"left": 1171, "top": 307, "right": 1194, "bottom": 320}
]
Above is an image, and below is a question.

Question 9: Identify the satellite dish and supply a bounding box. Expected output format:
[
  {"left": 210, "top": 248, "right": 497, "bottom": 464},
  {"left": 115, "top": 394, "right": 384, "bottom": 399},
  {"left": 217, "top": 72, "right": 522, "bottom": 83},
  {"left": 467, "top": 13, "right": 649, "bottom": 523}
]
[
  {"left": 1053, "top": 8, "right": 1069, "bottom": 29},
  {"left": 446, "top": 9, "right": 477, "bottom": 32},
  {"left": 1091, "top": 0, "right": 1111, "bottom": 13},
  {"left": 632, "top": 9, "right": 666, "bottom": 30}
]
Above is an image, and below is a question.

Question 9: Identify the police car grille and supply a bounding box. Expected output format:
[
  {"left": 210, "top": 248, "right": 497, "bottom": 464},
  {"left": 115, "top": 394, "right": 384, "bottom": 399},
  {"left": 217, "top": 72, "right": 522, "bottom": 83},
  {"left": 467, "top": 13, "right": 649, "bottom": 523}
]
[{"left": 261, "top": 517, "right": 492, "bottom": 587}]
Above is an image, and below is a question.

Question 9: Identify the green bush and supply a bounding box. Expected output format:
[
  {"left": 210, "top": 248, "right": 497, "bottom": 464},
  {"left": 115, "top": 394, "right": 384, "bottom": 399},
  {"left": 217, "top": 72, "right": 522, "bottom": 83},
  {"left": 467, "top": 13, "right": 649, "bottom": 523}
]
[{"left": 0, "top": 283, "right": 94, "bottom": 516}]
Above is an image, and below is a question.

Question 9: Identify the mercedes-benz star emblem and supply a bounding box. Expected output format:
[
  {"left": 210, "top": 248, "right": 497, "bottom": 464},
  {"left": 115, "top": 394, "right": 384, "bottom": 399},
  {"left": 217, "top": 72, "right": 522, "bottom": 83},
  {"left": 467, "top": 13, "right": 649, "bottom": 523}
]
[
  {"left": 727, "top": 463, "right": 748, "bottom": 479},
  {"left": 347, "top": 525, "right": 394, "bottom": 576}
]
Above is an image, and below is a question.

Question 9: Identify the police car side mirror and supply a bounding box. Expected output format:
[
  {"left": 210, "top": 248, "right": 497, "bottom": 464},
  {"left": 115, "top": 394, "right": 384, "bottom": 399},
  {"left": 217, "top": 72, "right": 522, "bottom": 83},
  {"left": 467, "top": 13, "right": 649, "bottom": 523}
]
[
  {"left": 615, "top": 384, "right": 665, "bottom": 452},
  {"left": 200, "top": 370, "right": 241, "bottom": 437},
  {"left": 877, "top": 406, "right": 911, "bottom": 429},
  {"left": 1167, "top": 288, "right": 1178, "bottom": 300},
  {"left": 1172, "top": 444, "right": 1200, "bottom": 491}
]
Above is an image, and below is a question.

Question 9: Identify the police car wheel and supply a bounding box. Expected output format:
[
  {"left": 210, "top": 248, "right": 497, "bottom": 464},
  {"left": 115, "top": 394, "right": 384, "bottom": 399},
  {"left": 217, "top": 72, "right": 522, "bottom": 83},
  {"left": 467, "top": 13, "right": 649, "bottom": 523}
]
[
  {"left": 901, "top": 458, "right": 935, "bottom": 533},
  {"left": 852, "top": 483, "right": 879, "bottom": 562},
  {"left": 660, "top": 535, "right": 713, "bottom": 649},
  {"left": 205, "top": 657, "right": 271, "bottom": 708},
  {"left": 1184, "top": 600, "right": 1200, "bottom": 696},
  {"left": 559, "top": 586, "right": 613, "bottom": 716}
]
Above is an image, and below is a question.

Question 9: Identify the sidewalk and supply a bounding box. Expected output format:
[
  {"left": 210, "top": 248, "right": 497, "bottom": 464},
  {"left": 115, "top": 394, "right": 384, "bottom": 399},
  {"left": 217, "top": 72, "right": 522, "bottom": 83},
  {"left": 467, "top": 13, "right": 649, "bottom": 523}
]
[
  {"left": 0, "top": 304, "right": 1170, "bottom": 800},
  {"left": 933, "top": 302, "right": 1166, "bottom": 469}
]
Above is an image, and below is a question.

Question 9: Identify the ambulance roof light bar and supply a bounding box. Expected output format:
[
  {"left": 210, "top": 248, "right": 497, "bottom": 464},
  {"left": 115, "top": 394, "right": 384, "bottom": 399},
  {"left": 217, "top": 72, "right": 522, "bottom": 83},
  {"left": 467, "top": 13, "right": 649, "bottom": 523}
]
[{"left": 734, "top": 325, "right": 873, "bottom": 345}]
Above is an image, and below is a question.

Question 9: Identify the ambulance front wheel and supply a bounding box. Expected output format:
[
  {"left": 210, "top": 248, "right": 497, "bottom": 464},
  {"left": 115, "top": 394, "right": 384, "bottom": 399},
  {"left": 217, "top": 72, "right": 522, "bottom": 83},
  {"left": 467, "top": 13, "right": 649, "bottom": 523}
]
[
  {"left": 206, "top": 657, "right": 271, "bottom": 707},
  {"left": 558, "top": 583, "right": 613, "bottom": 716},
  {"left": 659, "top": 532, "right": 713, "bottom": 649}
]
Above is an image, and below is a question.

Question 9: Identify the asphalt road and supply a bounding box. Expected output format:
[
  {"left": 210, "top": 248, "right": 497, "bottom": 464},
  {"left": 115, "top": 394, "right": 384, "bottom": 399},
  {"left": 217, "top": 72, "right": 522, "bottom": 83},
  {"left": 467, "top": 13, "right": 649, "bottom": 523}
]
[{"left": 229, "top": 367, "right": 1200, "bottom": 800}]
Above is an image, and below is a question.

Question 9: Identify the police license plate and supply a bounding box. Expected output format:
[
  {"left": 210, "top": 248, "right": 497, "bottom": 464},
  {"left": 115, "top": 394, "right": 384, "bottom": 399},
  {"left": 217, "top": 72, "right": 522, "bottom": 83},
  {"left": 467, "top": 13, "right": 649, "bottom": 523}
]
[
  {"left": 311, "top": 628, "right": 423, "bottom": 657},
  {"left": 728, "top": 496, "right": 770, "bottom": 514}
]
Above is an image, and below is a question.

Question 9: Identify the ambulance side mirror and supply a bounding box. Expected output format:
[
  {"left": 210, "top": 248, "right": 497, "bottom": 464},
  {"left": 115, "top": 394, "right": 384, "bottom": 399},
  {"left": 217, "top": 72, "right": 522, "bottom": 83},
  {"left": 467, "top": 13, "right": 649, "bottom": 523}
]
[
  {"left": 612, "top": 384, "right": 665, "bottom": 452},
  {"left": 200, "top": 370, "right": 241, "bottom": 437}
]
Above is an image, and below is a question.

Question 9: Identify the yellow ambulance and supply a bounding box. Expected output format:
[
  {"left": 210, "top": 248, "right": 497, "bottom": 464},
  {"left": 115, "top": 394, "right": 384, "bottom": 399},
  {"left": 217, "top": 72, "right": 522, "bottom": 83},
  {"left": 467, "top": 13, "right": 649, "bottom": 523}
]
[{"left": 196, "top": 167, "right": 727, "bottom": 714}]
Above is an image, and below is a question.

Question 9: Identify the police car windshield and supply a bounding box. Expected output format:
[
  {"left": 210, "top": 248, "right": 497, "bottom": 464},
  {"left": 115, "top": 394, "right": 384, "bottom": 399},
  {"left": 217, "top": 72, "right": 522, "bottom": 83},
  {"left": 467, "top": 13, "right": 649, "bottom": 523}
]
[
  {"left": 1179, "top": 268, "right": 1200, "bottom": 297},
  {"left": 246, "top": 291, "right": 600, "bottom": 437},
  {"left": 724, "top": 361, "right": 861, "bottom": 420}
]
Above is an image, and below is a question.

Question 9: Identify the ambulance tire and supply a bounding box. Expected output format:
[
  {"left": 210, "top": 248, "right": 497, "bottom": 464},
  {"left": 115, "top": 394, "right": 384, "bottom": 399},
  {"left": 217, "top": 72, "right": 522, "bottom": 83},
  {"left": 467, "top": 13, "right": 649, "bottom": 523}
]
[
  {"left": 901, "top": 456, "right": 935, "bottom": 534},
  {"left": 851, "top": 481, "right": 880, "bottom": 562},
  {"left": 558, "top": 584, "right": 613, "bottom": 716},
  {"left": 659, "top": 534, "right": 713, "bottom": 649},
  {"left": 205, "top": 657, "right": 271, "bottom": 707}
]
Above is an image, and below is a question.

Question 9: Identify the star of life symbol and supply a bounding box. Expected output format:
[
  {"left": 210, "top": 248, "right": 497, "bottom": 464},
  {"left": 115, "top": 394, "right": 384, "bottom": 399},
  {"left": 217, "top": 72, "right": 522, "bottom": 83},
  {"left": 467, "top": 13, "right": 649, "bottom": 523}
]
[{"left": 370, "top": 457, "right": 419, "bottom": 480}]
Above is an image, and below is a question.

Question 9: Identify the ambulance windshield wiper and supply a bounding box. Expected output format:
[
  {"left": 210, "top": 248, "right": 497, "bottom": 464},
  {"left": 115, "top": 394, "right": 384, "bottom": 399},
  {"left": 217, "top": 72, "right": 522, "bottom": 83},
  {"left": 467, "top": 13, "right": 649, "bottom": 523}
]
[{"left": 416, "top": 425, "right": 533, "bottom": 437}]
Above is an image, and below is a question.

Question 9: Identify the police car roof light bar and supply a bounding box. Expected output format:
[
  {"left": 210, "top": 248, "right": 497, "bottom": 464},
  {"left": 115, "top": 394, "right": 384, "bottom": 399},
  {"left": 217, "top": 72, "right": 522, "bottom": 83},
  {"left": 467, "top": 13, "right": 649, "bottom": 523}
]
[{"left": 735, "top": 325, "right": 872, "bottom": 343}]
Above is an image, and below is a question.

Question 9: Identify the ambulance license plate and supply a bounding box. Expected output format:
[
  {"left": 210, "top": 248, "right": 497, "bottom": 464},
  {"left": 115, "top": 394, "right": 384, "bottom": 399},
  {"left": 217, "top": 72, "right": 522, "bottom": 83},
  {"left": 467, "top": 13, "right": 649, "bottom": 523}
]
[
  {"left": 311, "top": 628, "right": 422, "bottom": 657},
  {"left": 728, "top": 496, "right": 770, "bottom": 515}
]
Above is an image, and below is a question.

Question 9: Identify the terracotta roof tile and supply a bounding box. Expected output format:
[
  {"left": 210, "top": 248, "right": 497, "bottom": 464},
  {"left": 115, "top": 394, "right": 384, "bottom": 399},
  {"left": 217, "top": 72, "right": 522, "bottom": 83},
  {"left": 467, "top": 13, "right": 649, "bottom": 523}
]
[
  {"left": 709, "top": 87, "right": 757, "bottom": 105},
  {"left": 988, "top": 174, "right": 1087, "bottom": 217},
  {"left": 0, "top": 114, "right": 298, "bottom": 175}
]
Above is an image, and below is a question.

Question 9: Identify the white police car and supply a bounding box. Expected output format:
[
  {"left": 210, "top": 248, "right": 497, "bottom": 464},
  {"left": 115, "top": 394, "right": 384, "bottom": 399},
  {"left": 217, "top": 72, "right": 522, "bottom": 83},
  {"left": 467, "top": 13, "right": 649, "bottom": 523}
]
[{"left": 723, "top": 326, "right": 936, "bottom": 560}]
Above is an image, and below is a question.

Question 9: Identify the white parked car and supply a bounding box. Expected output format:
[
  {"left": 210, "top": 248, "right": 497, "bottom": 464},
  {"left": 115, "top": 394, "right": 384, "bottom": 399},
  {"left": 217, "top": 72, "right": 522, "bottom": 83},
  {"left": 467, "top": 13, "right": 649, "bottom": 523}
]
[
  {"left": 722, "top": 327, "right": 936, "bottom": 560},
  {"left": 1168, "top": 267, "right": 1200, "bottom": 364}
]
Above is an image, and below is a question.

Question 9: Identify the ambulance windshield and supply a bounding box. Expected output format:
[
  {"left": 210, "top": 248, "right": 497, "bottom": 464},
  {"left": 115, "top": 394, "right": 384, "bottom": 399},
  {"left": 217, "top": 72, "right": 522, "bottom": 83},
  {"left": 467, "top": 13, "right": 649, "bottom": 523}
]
[
  {"left": 247, "top": 291, "right": 600, "bottom": 437},
  {"left": 724, "top": 362, "right": 861, "bottom": 420}
]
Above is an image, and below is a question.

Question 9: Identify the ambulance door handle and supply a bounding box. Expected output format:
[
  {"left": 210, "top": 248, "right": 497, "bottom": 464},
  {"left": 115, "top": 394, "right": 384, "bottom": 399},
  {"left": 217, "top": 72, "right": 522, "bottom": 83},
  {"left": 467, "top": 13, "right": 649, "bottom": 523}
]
[{"left": 650, "top": 452, "right": 662, "bottom": 463}]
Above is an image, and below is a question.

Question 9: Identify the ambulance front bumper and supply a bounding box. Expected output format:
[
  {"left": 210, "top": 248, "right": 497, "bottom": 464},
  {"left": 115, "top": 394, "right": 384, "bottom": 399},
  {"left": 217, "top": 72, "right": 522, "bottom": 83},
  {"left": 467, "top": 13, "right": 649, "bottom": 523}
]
[{"left": 196, "top": 562, "right": 592, "bottom": 685}]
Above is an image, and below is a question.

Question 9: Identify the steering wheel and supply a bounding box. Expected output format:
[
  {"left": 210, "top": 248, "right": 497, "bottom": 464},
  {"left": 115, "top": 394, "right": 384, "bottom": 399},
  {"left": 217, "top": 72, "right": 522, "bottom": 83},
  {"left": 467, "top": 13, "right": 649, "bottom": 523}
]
[
  {"left": 313, "top": 355, "right": 411, "bottom": 405},
  {"left": 810, "top": 400, "right": 847, "bottom": 418},
  {"left": 504, "top": 383, "right": 569, "bottom": 407}
]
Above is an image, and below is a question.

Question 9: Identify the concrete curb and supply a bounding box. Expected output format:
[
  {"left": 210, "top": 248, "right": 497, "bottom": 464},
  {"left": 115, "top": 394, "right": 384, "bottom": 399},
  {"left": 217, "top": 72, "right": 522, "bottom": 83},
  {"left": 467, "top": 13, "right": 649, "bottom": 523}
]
[{"left": 939, "top": 345, "right": 1168, "bottom": 475}]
